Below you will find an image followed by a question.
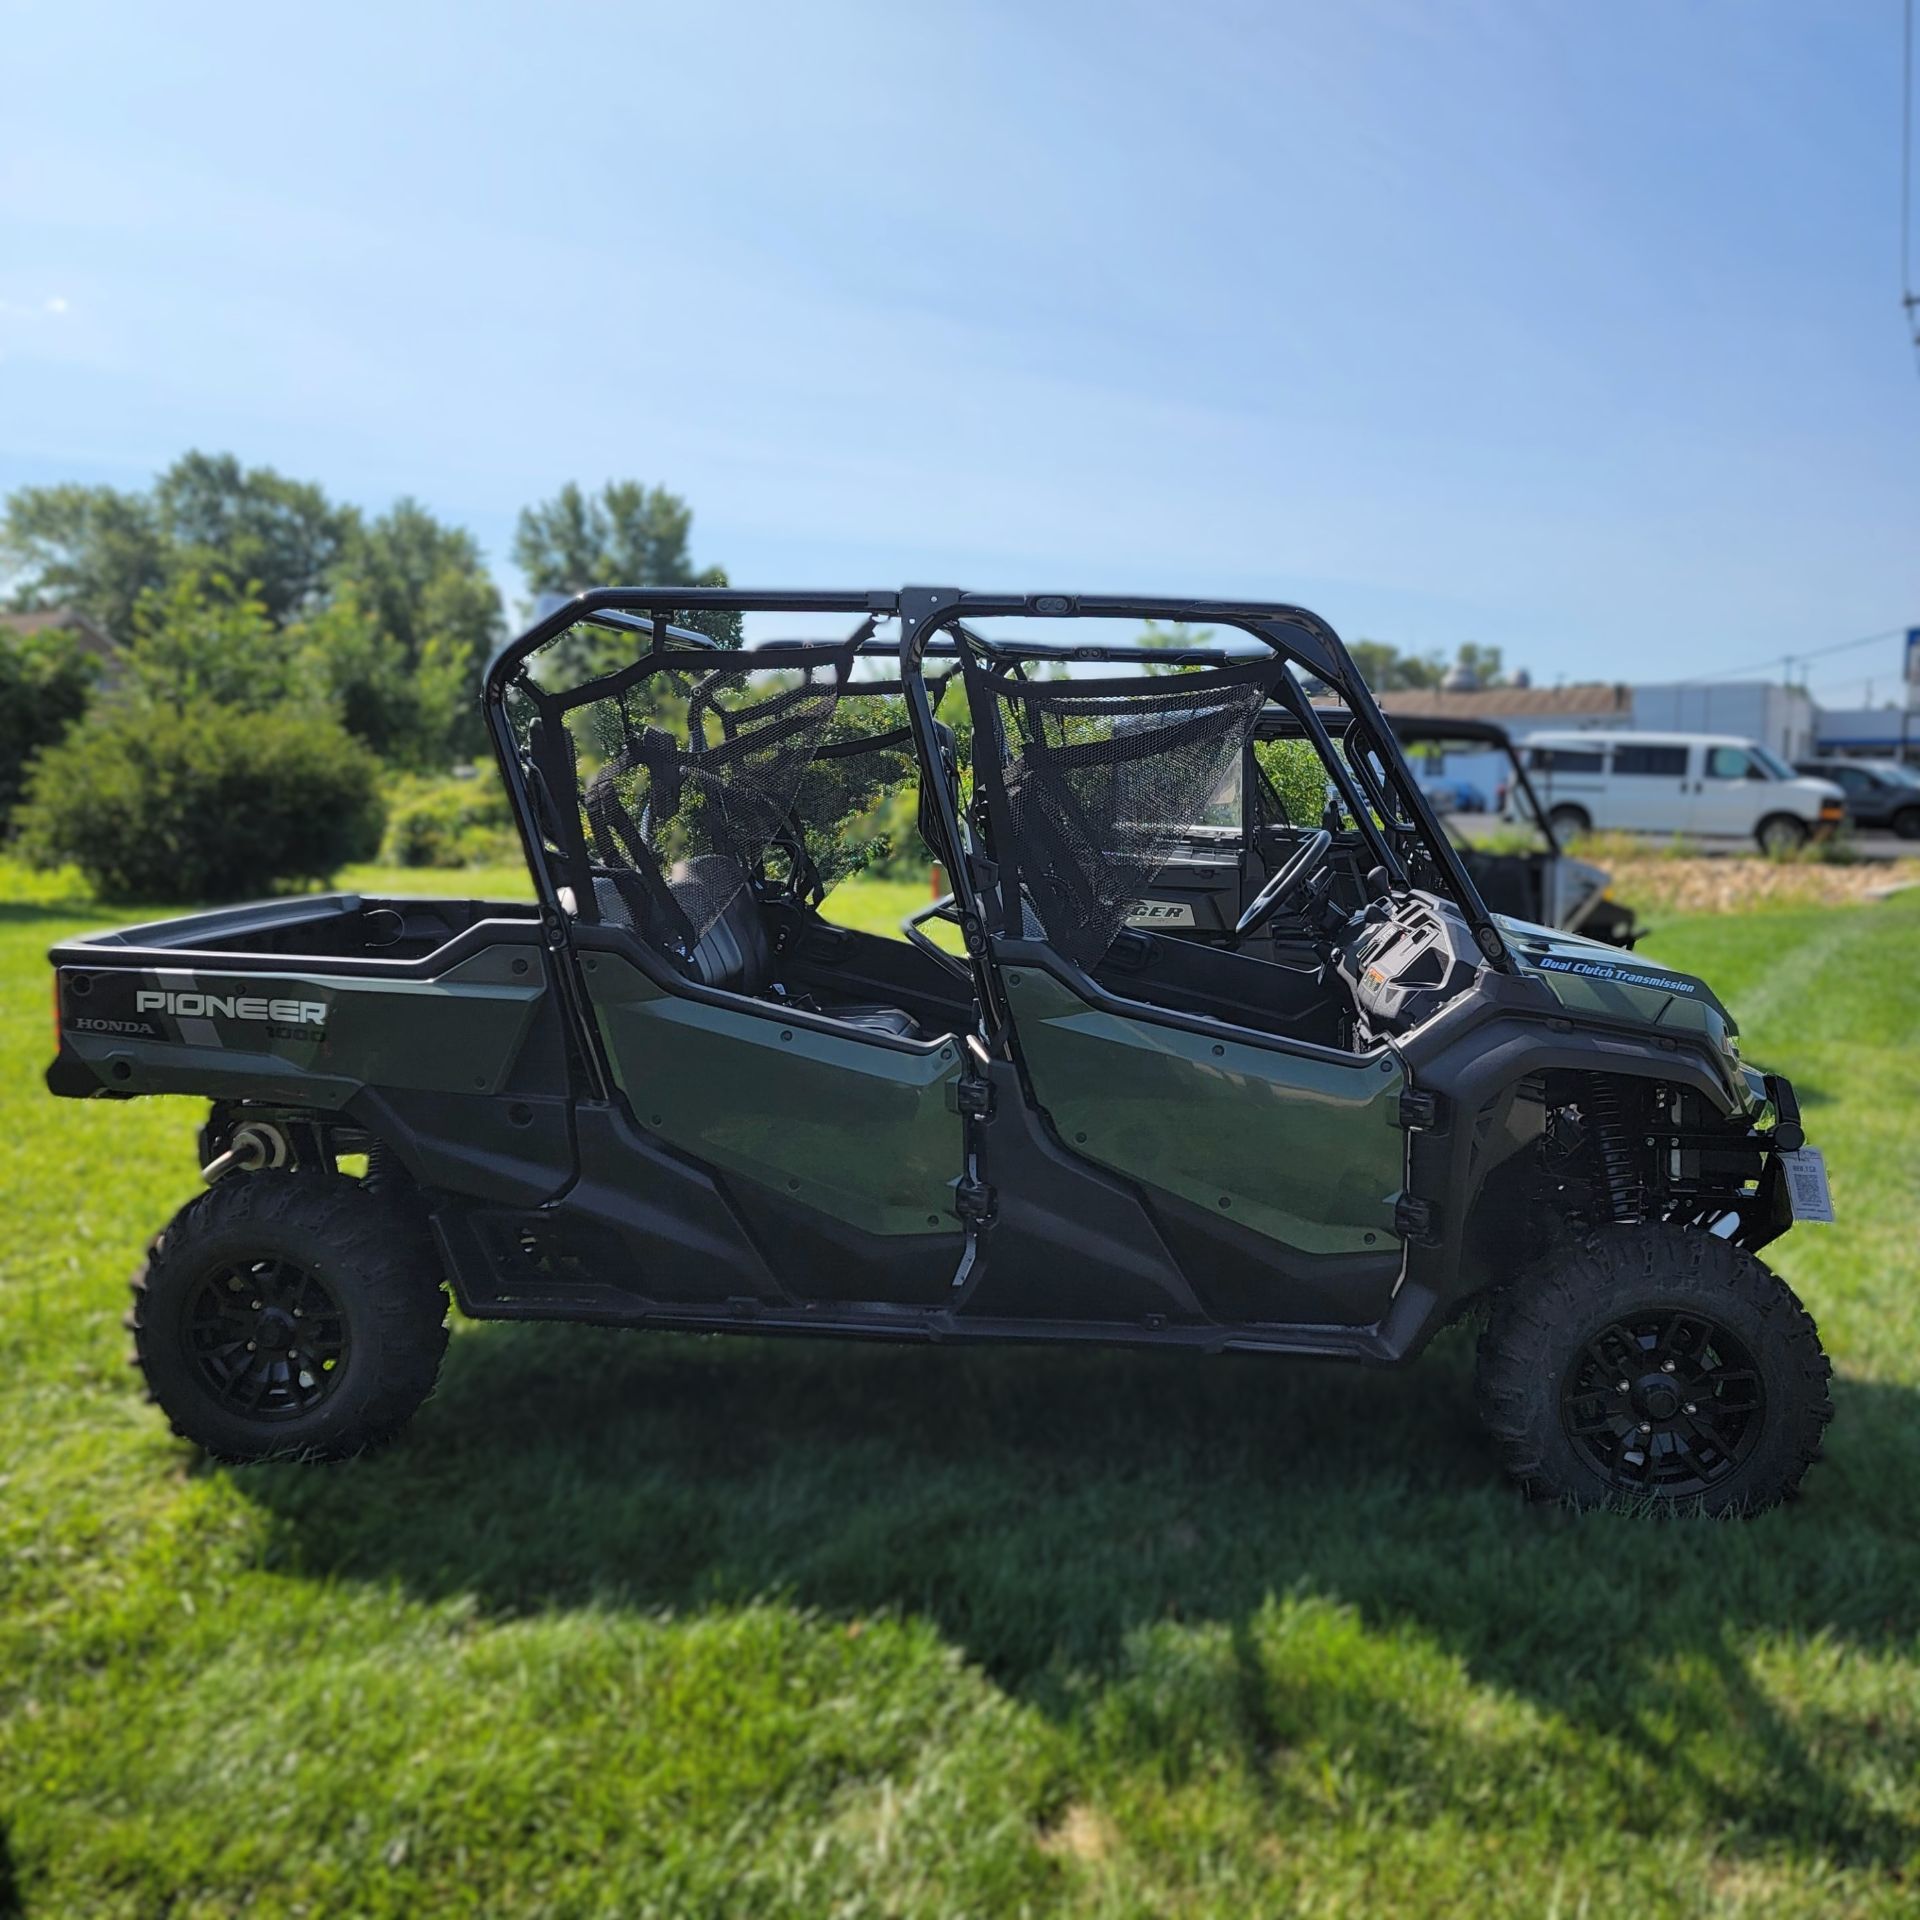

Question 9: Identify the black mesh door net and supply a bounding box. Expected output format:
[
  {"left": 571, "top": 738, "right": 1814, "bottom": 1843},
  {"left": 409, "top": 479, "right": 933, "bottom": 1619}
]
[
  {"left": 967, "top": 653, "right": 1285, "bottom": 969},
  {"left": 509, "top": 632, "right": 859, "bottom": 966}
]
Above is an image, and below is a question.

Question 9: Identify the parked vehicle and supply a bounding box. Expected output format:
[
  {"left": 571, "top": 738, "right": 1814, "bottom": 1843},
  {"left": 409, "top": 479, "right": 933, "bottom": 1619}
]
[
  {"left": 1394, "top": 717, "right": 1639, "bottom": 945},
  {"left": 1421, "top": 777, "right": 1487, "bottom": 814},
  {"left": 1520, "top": 730, "right": 1844, "bottom": 854},
  {"left": 1135, "top": 713, "right": 1643, "bottom": 946},
  {"left": 1793, "top": 758, "right": 1920, "bottom": 839},
  {"left": 47, "top": 589, "right": 1833, "bottom": 1512}
]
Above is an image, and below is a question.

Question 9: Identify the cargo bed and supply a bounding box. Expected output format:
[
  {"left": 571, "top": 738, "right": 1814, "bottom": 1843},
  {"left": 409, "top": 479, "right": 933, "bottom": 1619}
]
[{"left": 48, "top": 892, "right": 574, "bottom": 1207}]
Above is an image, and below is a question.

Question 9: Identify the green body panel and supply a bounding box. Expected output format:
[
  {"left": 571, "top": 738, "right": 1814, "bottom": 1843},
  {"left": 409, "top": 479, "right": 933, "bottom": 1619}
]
[
  {"left": 1494, "top": 913, "right": 1761, "bottom": 1113},
  {"left": 1497, "top": 914, "right": 1734, "bottom": 1038},
  {"left": 1003, "top": 966, "right": 1406, "bottom": 1256},
  {"left": 583, "top": 953, "right": 965, "bottom": 1236},
  {"left": 57, "top": 944, "right": 549, "bottom": 1107}
]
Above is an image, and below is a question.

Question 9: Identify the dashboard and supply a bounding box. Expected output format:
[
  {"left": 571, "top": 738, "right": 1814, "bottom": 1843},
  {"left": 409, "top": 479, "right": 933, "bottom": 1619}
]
[{"left": 1336, "top": 892, "right": 1482, "bottom": 1039}]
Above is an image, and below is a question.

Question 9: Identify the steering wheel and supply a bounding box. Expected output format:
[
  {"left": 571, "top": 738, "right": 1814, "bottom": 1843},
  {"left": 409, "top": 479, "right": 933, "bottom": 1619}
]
[{"left": 1234, "top": 828, "right": 1333, "bottom": 937}]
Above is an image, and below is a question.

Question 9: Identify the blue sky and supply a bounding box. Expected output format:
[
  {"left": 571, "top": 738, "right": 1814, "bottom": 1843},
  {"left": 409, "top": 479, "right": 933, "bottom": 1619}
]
[{"left": 2, "top": 0, "right": 1915, "bottom": 695}]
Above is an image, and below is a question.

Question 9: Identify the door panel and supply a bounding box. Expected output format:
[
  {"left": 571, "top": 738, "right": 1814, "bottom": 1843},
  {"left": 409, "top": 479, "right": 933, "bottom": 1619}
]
[
  {"left": 1002, "top": 962, "right": 1406, "bottom": 1260},
  {"left": 1608, "top": 742, "right": 1695, "bottom": 833},
  {"left": 1694, "top": 744, "right": 1764, "bottom": 838},
  {"left": 584, "top": 951, "right": 965, "bottom": 1237}
]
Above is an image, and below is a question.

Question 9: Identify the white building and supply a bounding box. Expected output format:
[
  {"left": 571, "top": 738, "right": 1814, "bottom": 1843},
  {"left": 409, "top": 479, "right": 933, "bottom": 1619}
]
[
  {"left": 1373, "top": 680, "right": 1821, "bottom": 760},
  {"left": 1630, "top": 683, "right": 1816, "bottom": 761}
]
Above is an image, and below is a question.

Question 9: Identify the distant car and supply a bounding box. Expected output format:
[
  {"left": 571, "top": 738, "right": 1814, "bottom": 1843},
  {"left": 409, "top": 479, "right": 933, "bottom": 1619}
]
[
  {"left": 1794, "top": 758, "right": 1920, "bottom": 840},
  {"left": 1520, "top": 730, "right": 1845, "bottom": 854},
  {"left": 1421, "top": 777, "right": 1487, "bottom": 814}
]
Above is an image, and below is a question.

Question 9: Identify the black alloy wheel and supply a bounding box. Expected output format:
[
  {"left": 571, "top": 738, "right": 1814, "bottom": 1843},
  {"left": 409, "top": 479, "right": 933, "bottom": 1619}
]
[
  {"left": 1557, "top": 1306, "right": 1763, "bottom": 1497},
  {"left": 183, "top": 1255, "right": 351, "bottom": 1422}
]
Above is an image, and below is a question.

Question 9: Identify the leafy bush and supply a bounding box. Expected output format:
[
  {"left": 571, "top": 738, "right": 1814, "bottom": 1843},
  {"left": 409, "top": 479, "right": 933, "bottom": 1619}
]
[
  {"left": 0, "top": 623, "right": 98, "bottom": 820},
  {"left": 1253, "top": 738, "right": 1333, "bottom": 829},
  {"left": 17, "top": 699, "right": 384, "bottom": 901},
  {"left": 380, "top": 771, "right": 518, "bottom": 868}
]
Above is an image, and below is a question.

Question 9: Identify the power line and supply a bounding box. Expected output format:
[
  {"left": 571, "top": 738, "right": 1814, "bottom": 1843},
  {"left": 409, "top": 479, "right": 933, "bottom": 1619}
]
[{"left": 1641, "top": 627, "right": 1905, "bottom": 688}]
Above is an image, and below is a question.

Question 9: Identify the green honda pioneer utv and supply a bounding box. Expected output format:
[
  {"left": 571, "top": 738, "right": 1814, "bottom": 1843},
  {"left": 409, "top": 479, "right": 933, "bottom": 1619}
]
[{"left": 46, "top": 589, "right": 1835, "bottom": 1512}]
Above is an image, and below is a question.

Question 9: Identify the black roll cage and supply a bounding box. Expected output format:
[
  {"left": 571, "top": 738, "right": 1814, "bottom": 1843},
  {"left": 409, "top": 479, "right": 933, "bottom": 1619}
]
[{"left": 483, "top": 587, "right": 1515, "bottom": 1091}]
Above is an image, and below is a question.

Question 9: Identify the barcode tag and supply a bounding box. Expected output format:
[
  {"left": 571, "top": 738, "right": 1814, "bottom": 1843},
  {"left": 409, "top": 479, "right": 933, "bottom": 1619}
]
[{"left": 1781, "top": 1147, "right": 1835, "bottom": 1224}]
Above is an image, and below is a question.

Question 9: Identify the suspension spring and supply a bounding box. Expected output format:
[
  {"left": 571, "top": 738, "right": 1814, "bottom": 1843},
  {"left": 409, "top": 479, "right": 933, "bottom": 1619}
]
[{"left": 1585, "top": 1075, "right": 1642, "bottom": 1222}]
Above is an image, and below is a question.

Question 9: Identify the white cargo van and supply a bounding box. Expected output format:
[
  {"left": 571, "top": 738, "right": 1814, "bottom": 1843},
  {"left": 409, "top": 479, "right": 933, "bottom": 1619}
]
[{"left": 1517, "top": 731, "right": 1845, "bottom": 853}]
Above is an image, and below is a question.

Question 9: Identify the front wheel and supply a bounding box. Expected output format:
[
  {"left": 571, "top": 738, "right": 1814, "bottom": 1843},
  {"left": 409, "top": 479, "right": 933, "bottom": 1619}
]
[
  {"left": 1475, "top": 1225, "right": 1832, "bottom": 1513},
  {"left": 1756, "top": 813, "right": 1809, "bottom": 856},
  {"left": 1547, "top": 803, "right": 1591, "bottom": 840},
  {"left": 128, "top": 1172, "right": 449, "bottom": 1462}
]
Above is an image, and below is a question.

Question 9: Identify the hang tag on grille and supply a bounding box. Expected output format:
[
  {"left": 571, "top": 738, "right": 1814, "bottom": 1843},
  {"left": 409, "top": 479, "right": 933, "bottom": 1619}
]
[{"left": 1781, "top": 1147, "right": 1835, "bottom": 1224}]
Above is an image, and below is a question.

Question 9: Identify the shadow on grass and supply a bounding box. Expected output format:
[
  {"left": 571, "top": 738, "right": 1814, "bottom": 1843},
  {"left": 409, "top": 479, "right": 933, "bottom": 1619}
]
[
  {"left": 0, "top": 1816, "right": 19, "bottom": 1920},
  {"left": 236, "top": 1318, "right": 1920, "bottom": 1870}
]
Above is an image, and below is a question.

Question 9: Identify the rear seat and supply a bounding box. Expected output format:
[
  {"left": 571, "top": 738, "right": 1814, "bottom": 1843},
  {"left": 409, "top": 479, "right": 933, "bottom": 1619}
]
[{"left": 593, "top": 861, "right": 921, "bottom": 1040}]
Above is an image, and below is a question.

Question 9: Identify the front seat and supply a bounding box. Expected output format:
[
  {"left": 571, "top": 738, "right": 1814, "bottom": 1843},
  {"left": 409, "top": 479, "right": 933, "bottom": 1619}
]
[{"left": 596, "top": 857, "right": 922, "bottom": 1039}]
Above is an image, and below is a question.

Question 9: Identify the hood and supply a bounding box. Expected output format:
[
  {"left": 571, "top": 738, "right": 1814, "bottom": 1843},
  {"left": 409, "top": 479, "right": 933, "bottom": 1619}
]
[{"left": 1494, "top": 914, "right": 1734, "bottom": 1033}]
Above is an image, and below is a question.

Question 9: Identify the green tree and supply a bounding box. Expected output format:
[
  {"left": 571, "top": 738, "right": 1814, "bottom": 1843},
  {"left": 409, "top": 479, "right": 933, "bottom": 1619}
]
[
  {"left": 121, "top": 573, "right": 305, "bottom": 713},
  {"left": 1348, "top": 640, "right": 1445, "bottom": 693},
  {"left": 0, "top": 623, "right": 99, "bottom": 817},
  {"left": 1451, "top": 641, "right": 1507, "bottom": 689},
  {"left": 336, "top": 498, "right": 502, "bottom": 758},
  {"left": 152, "top": 452, "right": 352, "bottom": 623},
  {"left": 0, "top": 483, "right": 167, "bottom": 641},
  {"left": 339, "top": 497, "right": 500, "bottom": 672},
  {"left": 293, "top": 589, "right": 468, "bottom": 769},
  {"left": 514, "top": 479, "right": 740, "bottom": 655},
  {"left": 2, "top": 451, "right": 353, "bottom": 637}
]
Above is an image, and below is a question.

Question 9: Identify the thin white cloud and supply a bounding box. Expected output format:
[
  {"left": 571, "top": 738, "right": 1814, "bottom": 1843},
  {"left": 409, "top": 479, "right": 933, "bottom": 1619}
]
[{"left": 44, "top": 295, "right": 68, "bottom": 315}]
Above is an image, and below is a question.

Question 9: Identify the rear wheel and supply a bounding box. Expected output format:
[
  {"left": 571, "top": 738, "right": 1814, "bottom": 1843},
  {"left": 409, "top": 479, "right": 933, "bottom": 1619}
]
[
  {"left": 1547, "top": 803, "right": 1591, "bottom": 839},
  {"left": 1756, "top": 813, "right": 1808, "bottom": 856},
  {"left": 1475, "top": 1225, "right": 1831, "bottom": 1513},
  {"left": 1890, "top": 804, "right": 1920, "bottom": 841},
  {"left": 128, "top": 1173, "right": 449, "bottom": 1462}
]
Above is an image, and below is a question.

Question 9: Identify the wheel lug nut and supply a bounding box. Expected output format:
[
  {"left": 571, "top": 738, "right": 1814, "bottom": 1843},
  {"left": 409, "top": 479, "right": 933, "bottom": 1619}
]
[
  {"left": 1660, "top": 1360, "right": 1676, "bottom": 1373},
  {"left": 1684, "top": 1403, "right": 1697, "bottom": 1415},
  {"left": 1638, "top": 1422, "right": 1652, "bottom": 1434},
  {"left": 251, "top": 1299, "right": 261, "bottom": 1310},
  {"left": 292, "top": 1309, "right": 302, "bottom": 1318},
  {"left": 1616, "top": 1380, "right": 1629, "bottom": 1393},
  {"left": 245, "top": 1340, "right": 256, "bottom": 1351},
  {"left": 287, "top": 1349, "right": 298, "bottom": 1359}
]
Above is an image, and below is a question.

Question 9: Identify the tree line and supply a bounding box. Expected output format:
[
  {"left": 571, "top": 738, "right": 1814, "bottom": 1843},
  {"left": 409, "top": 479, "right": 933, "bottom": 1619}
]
[{"left": 0, "top": 453, "right": 733, "bottom": 898}]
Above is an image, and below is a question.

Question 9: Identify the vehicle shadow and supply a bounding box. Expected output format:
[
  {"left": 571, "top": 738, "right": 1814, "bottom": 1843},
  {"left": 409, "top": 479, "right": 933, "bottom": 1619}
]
[{"left": 242, "top": 1320, "right": 1920, "bottom": 1872}]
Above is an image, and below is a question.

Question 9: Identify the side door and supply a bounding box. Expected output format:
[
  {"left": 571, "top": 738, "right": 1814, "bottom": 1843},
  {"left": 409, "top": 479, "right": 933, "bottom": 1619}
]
[
  {"left": 509, "top": 624, "right": 973, "bottom": 1308},
  {"left": 961, "top": 645, "right": 1409, "bottom": 1328},
  {"left": 1608, "top": 740, "right": 1694, "bottom": 835},
  {"left": 581, "top": 946, "right": 968, "bottom": 1301},
  {"left": 998, "top": 954, "right": 1409, "bottom": 1325},
  {"left": 1693, "top": 743, "right": 1768, "bottom": 839}
]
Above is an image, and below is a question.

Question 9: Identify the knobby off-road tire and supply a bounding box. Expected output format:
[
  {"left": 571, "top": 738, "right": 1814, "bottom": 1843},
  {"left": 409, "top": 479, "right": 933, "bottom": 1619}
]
[
  {"left": 1475, "top": 1224, "right": 1832, "bottom": 1514},
  {"left": 128, "top": 1172, "right": 449, "bottom": 1463}
]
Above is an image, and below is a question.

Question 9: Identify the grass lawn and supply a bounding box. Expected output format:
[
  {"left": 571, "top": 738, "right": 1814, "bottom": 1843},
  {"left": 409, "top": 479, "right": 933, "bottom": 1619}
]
[{"left": 3, "top": 861, "right": 1918, "bottom": 1916}]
